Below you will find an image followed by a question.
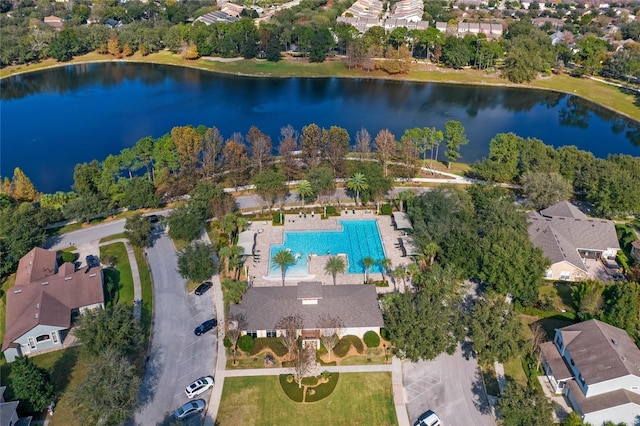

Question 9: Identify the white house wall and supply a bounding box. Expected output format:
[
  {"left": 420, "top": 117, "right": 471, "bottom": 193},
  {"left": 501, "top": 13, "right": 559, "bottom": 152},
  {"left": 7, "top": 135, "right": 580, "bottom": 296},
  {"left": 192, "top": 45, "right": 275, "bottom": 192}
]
[
  {"left": 79, "top": 302, "right": 104, "bottom": 313},
  {"left": 586, "top": 374, "right": 640, "bottom": 398},
  {"left": 583, "top": 402, "right": 640, "bottom": 426}
]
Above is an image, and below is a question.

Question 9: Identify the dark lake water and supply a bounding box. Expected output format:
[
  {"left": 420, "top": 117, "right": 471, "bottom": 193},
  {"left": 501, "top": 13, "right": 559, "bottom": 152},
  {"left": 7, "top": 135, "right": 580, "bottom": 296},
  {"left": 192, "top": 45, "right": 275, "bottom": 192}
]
[{"left": 1, "top": 62, "right": 639, "bottom": 193}]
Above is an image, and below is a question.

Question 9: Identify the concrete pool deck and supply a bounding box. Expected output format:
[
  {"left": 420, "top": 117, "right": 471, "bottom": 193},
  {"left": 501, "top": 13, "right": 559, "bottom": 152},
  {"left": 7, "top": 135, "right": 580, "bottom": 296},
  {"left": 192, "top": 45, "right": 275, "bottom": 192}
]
[{"left": 245, "top": 209, "right": 411, "bottom": 292}]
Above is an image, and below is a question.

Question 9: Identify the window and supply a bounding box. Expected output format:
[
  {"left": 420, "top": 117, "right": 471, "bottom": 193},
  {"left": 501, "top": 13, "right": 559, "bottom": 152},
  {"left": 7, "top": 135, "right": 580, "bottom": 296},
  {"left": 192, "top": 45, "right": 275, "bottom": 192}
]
[
  {"left": 559, "top": 271, "right": 571, "bottom": 280},
  {"left": 266, "top": 330, "right": 277, "bottom": 338},
  {"left": 28, "top": 337, "right": 36, "bottom": 350},
  {"left": 545, "top": 269, "right": 553, "bottom": 279},
  {"left": 246, "top": 331, "right": 257, "bottom": 338},
  {"left": 51, "top": 332, "right": 59, "bottom": 344},
  {"left": 36, "top": 334, "right": 51, "bottom": 342}
]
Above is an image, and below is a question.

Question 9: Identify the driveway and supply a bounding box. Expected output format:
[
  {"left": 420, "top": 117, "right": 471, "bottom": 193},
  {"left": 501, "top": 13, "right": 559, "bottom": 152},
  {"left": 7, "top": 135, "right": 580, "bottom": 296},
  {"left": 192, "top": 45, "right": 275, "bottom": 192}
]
[
  {"left": 134, "top": 230, "right": 217, "bottom": 426},
  {"left": 403, "top": 346, "right": 494, "bottom": 426}
]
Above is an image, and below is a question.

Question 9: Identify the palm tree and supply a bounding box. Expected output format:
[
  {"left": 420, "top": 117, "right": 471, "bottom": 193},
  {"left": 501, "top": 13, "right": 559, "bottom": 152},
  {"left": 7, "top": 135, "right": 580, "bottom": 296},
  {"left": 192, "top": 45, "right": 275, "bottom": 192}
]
[
  {"left": 271, "top": 249, "right": 295, "bottom": 286},
  {"left": 418, "top": 242, "right": 439, "bottom": 272},
  {"left": 346, "top": 172, "right": 368, "bottom": 205},
  {"left": 391, "top": 266, "right": 408, "bottom": 292},
  {"left": 378, "top": 257, "right": 392, "bottom": 280},
  {"left": 406, "top": 262, "right": 421, "bottom": 289},
  {"left": 295, "top": 180, "right": 313, "bottom": 206},
  {"left": 324, "top": 255, "right": 346, "bottom": 285},
  {"left": 362, "top": 256, "right": 375, "bottom": 283}
]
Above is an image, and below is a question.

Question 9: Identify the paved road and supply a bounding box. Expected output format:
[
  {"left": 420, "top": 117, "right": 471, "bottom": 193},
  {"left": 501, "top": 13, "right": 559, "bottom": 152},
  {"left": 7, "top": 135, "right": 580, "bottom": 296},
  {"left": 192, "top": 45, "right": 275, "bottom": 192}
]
[
  {"left": 134, "top": 229, "right": 217, "bottom": 426},
  {"left": 403, "top": 346, "right": 494, "bottom": 426}
]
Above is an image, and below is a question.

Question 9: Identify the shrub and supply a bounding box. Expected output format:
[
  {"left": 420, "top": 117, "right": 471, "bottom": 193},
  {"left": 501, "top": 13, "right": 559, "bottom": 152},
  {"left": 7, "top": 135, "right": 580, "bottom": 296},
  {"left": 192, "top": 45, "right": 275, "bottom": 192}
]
[
  {"left": 333, "top": 335, "right": 364, "bottom": 357},
  {"left": 306, "top": 373, "right": 339, "bottom": 402},
  {"left": 380, "top": 203, "right": 392, "bottom": 215},
  {"left": 60, "top": 251, "right": 78, "bottom": 264},
  {"left": 249, "top": 337, "right": 288, "bottom": 357},
  {"left": 223, "top": 336, "right": 232, "bottom": 348},
  {"left": 380, "top": 328, "right": 390, "bottom": 341},
  {"left": 238, "top": 334, "right": 255, "bottom": 352},
  {"left": 326, "top": 205, "right": 337, "bottom": 215},
  {"left": 363, "top": 331, "right": 380, "bottom": 348}
]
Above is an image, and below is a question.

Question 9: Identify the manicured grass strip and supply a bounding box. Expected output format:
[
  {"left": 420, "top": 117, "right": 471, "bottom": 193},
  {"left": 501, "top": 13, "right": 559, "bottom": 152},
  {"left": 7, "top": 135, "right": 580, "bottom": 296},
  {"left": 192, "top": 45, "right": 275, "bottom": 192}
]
[
  {"left": 0, "top": 274, "right": 16, "bottom": 348},
  {"left": 503, "top": 357, "right": 528, "bottom": 388},
  {"left": 279, "top": 374, "right": 304, "bottom": 402},
  {"left": 100, "top": 232, "right": 127, "bottom": 243},
  {"left": 133, "top": 246, "right": 153, "bottom": 335},
  {"left": 305, "top": 373, "right": 339, "bottom": 403},
  {"left": 100, "top": 242, "right": 133, "bottom": 307},
  {"left": 218, "top": 373, "right": 397, "bottom": 426}
]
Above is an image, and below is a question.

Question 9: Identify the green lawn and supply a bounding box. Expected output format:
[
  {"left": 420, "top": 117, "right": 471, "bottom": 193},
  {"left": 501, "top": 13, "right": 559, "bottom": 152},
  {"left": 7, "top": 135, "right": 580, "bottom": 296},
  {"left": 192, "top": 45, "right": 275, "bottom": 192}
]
[
  {"left": 0, "top": 274, "right": 16, "bottom": 347},
  {"left": 133, "top": 246, "right": 153, "bottom": 335},
  {"left": 503, "top": 358, "right": 528, "bottom": 387},
  {"left": 217, "top": 373, "right": 397, "bottom": 426},
  {"left": 99, "top": 242, "right": 134, "bottom": 307},
  {"left": 99, "top": 232, "right": 127, "bottom": 243}
]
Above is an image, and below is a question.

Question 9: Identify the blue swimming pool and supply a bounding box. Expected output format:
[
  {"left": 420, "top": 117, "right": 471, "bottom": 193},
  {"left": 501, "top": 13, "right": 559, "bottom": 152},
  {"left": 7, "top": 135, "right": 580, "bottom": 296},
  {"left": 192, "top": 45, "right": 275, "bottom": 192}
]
[{"left": 268, "top": 220, "right": 386, "bottom": 277}]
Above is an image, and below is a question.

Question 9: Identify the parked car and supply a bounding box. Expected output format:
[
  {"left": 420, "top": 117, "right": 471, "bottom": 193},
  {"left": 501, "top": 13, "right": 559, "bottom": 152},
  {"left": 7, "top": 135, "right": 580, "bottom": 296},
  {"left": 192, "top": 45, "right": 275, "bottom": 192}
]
[
  {"left": 194, "top": 319, "right": 217, "bottom": 336},
  {"left": 185, "top": 376, "right": 215, "bottom": 398},
  {"left": 86, "top": 255, "right": 100, "bottom": 268},
  {"left": 194, "top": 281, "right": 213, "bottom": 296},
  {"left": 174, "top": 399, "right": 206, "bottom": 420},
  {"left": 414, "top": 410, "right": 441, "bottom": 426}
]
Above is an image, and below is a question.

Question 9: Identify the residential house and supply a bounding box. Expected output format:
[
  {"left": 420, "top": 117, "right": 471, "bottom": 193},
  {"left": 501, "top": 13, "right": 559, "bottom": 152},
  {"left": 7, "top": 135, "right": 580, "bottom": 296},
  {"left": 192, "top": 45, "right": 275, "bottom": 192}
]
[
  {"left": 43, "top": 15, "right": 64, "bottom": 30},
  {"left": 195, "top": 11, "right": 239, "bottom": 25},
  {"left": 105, "top": 18, "right": 122, "bottom": 29},
  {"left": 539, "top": 320, "right": 640, "bottom": 425},
  {"left": 0, "top": 386, "right": 32, "bottom": 426},
  {"left": 228, "top": 282, "right": 384, "bottom": 347},
  {"left": 2, "top": 248, "right": 104, "bottom": 362},
  {"left": 527, "top": 201, "right": 619, "bottom": 282}
]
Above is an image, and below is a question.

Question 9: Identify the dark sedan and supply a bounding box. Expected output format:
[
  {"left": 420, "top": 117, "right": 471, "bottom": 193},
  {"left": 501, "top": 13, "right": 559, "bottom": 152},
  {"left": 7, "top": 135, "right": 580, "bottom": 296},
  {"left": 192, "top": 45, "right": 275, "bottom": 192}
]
[
  {"left": 194, "top": 281, "right": 213, "bottom": 296},
  {"left": 194, "top": 319, "right": 217, "bottom": 336}
]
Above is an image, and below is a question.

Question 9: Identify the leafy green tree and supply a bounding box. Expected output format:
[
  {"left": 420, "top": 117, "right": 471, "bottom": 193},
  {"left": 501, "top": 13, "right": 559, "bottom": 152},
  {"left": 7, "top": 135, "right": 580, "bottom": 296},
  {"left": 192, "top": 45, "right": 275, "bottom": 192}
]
[
  {"left": 602, "top": 282, "right": 640, "bottom": 338},
  {"left": 324, "top": 255, "right": 346, "bottom": 285},
  {"left": 383, "top": 265, "right": 463, "bottom": 361},
  {"left": 295, "top": 180, "right": 313, "bottom": 206},
  {"left": 469, "top": 297, "right": 527, "bottom": 363},
  {"left": 120, "top": 177, "right": 159, "bottom": 209},
  {"left": 520, "top": 171, "right": 573, "bottom": 209},
  {"left": 271, "top": 249, "right": 295, "bottom": 286},
  {"left": 189, "top": 181, "right": 217, "bottom": 222},
  {"left": 252, "top": 170, "right": 288, "bottom": 208},
  {"left": 73, "top": 160, "right": 103, "bottom": 196},
  {"left": 350, "top": 161, "right": 393, "bottom": 206},
  {"left": 49, "top": 27, "right": 81, "bottom": 61},
  {"left": 309, "top": 26, "right": 333, "bottom": 62},
  {"left": 471, "top": 133, "right": 523, "bottom": 182},
  {"left": 442, "top": 35, "right": 471, "bottom": 68},
  {"left": 306, "top": 165, "right": 335, "bottom": 204},
  {"left": 0, "top": 203, "right": 49, "bottom": 278},
  {"left": 10, "top": 356, "right": 54, "bottom": 412},
  {"left": 63, "top": 193, "right": 110, "bottom": 223},
  {"left": 572, "top": 279, "right": 605, "bottom": 321},
  {"left": 265, "top": 33, "right": 281, "bottom": 62},
  {"left": 75, "top": 305, "right": 142, "bottom": 357},
  {"left": 300, "top": 123, "right": 323, "bottom": 168},
  {"left": 124, "top": 213, "right": 153, "bottom": 248},
  {"left": 166, "top": 205, "right": 202, "bottom": 242},
  {"left": 498, "top": 382, "right": 554, "bottom": 426},
  {"left": 71, "top": 349, "right": 140, "bottom": 426},
  {"left": 575, "top": 36, "right": 609, "bottom": 76},
  {"left": 346, "top": 172, "right": 368, "bottom": 205},
  {"left": 177, "top": 242, "right": 218, "bottom": 282},
  {"left": 444, "top": 120, "right": 469, "bottom": 168}
]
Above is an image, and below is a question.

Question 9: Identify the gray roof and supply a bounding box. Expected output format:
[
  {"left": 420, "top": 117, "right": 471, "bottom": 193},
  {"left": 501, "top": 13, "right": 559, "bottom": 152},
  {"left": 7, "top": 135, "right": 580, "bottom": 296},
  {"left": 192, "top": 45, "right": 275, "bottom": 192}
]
[
  {"left": 237, "top": 231, "right": 256, "bottom": 256},
  {"left": 195, "top": 11, "right": 239, "bottom": 25},
  {"left": 566, "top": 379, "right": 640, "bottom": 414},
  {"left": 540, "top": 341, "right": 573, "bottom": 381},
  {"left": 392, "top": 212, "right": 413, "bottom": 231},
  {"left": 400, "top": 236, "right": 419, "bottom": 256},
  {"left": 229, "top": 283, "right": 384, "bottom": 331},
  {"left": 527, "top": 207, "right": 619, "bottom": 272},
  {"left": 540, "top": 201, "right": 588, "bottom": 220},
  {"left": 559, "top": 319, "right": 640, "bottom": 385}
]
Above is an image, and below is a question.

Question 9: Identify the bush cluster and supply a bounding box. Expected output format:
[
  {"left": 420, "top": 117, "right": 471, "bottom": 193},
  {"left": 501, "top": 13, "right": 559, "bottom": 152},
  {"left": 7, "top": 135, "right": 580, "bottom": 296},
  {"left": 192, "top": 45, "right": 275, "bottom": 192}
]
[
  {"left": 249, "top": 337, "right": 288, "bottom": 357},
  {"left": 380, "top": 204, "right": 392, "bottom": 215},
  {"left": 238, "top": 334, "right": 255, "bottom": 352},
  {"left": 333, "top": 335, "right": 364, "bottom": 357}
]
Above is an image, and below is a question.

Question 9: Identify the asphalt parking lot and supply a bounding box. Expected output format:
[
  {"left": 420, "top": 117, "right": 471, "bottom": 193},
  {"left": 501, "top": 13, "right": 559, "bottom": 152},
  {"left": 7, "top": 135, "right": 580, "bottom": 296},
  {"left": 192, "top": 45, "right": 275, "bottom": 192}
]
[{"left": 404, "top": 345, "right": 495, "bottom": 426}]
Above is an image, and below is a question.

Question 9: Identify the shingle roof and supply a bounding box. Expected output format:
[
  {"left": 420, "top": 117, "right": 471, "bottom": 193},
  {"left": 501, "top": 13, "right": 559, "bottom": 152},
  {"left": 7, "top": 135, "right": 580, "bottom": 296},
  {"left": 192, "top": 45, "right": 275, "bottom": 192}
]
[
  {"left": 566, "top": 379, "right": 640, "bottom": 414},
  {"left": 229, "top": 283, "right": 384, "bottom": 331},
  {"left": 560, "top": 319, "right": 640, "bottom": 385},
  {"left": 15, "top": 247, "right": 57, "bottom": 287},
  {"left": 540, "top": 201, "right": 588, "bottom": 219},
  {"left": 3, "top": 249, "right": 104, "bottom": 352},
  {"left": 527, "top": 202, "right": 619, "bottom": 272},
  {"left": 540, "top": 341, "right": 573, "bottom": 381}
]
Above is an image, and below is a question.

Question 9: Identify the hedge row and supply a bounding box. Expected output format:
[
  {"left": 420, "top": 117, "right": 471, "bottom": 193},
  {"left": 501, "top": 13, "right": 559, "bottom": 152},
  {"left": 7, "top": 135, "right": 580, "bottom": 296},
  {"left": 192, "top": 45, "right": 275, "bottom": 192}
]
[
  {"left": 249, "top": 337, "right": 288, "bottom": 357},
  {"left": 333, "top": 335, "right": 364, "bottom": 358}
]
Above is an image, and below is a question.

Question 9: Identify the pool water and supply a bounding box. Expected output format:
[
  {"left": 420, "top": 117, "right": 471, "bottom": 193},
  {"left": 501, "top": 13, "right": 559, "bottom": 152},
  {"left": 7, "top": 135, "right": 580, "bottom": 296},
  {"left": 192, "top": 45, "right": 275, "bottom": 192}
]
[{"left": 268, "top": 220, "right": 386, "bottom": 277}]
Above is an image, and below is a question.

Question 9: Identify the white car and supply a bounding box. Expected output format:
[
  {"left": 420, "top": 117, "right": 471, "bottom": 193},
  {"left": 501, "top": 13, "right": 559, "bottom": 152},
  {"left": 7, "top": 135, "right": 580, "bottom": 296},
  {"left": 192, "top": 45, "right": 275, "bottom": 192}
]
[
  {"left": 185, "top": 376, "right": 215, "bottom": 398},
  {"left": 414, "top": 410, "right": 441, "bottom": 426}
]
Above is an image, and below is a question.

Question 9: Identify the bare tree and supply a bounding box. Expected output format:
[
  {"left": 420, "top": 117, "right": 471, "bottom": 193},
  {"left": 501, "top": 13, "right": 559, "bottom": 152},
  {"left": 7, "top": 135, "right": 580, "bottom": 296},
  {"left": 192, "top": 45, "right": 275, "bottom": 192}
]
[
  {"left": 202, "top": 126, "right": 224, "bottom": 178},
  {"left": 279, "top": 125, "right": 300, "bottom": 181},
  {"left": 247, "top": 126, "right": 273, "bottom": 176},
  {"left": 355, "top": 127, "right": 371, "bottom": 160},
  {"left": 225, "top": 313, "right": 246, "bottom": 365},
  {"left": 374, "top": 129, "right": 397, "bottom": 177},
  {"left": 317, "top": 314, "right": 344, "bottom": 360},
  {"left": 530, "top": 322, "right": 547, "bottom": 371},
  {"left": 290, "top": 343, "right": 316, "bottom": 388},
  {"left": 276, "top": 314, "right": 304, "bottom": 357}
]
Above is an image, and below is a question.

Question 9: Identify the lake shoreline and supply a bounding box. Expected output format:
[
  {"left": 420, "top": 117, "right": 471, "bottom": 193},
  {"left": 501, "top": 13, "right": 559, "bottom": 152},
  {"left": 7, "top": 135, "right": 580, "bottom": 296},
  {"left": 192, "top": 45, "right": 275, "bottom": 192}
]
[{"left": 2, "top": 50, "right": 639, "bottom": 123}]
